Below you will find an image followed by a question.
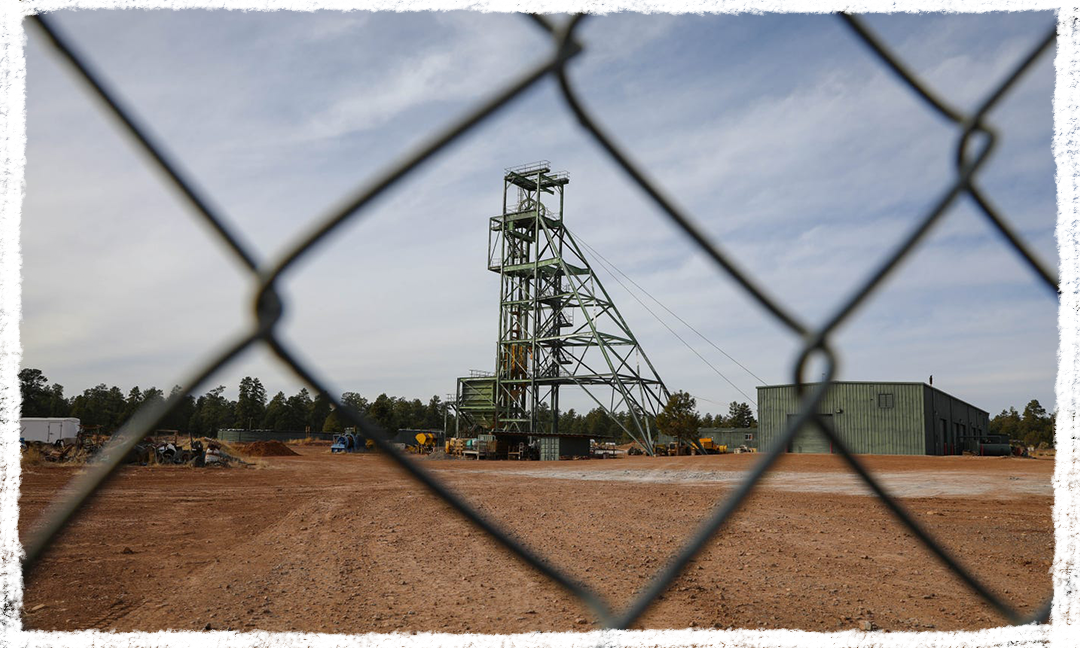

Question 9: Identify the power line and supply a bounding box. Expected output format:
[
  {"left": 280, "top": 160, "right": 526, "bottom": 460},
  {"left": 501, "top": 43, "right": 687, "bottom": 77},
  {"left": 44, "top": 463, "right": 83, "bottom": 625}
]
[
  {"left": 574, "top": 234, "right": 768, "bottom": 388},
  {"left": 691, "top": 393, "right": 727, "bottom": 408},
  {"left": 571, "top": 231, "right": 758, "bottom": 405},
  {"left": 573, "top": 230, "right": 768, "bottom": 388}
]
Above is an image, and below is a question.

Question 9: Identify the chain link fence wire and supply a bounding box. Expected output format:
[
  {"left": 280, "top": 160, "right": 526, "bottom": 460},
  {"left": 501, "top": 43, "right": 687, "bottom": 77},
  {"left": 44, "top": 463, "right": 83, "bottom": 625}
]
[{"left": 20, "top": 10, "right": 1058, "bottom": 635}]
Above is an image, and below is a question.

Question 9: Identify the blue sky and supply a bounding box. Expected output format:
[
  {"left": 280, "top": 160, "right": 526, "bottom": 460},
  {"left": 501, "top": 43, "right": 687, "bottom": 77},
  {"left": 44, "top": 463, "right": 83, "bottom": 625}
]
[{"left": 20, "top": 10, "right": 1059, "bottom": 417}]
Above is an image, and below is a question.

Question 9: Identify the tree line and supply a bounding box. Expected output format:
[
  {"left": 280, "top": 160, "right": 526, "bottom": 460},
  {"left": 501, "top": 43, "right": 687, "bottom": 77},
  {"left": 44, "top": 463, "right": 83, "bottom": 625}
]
[
  {"left": 20, "top": 369, "right": 757, "bottom": 443},
  {"left": 28, "top": 367, "right": 1050, "bottom": 447},
  {"left": 505, "top": 395, "right": 753, "bottom": 443},
  {"left": 655, "top": 391, "right": 756, "bottom": 445},
  {"left": 18, "top": 368, "right": 450, "bottom": 437},
  {"left": 989, "top": 399, "right": 1055, "bottom": 448}
]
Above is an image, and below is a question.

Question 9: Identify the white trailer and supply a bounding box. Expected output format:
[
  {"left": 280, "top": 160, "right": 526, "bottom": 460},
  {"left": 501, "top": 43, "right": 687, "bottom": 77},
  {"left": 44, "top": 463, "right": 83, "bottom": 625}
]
[{"left": 20, "top": 418, "right": 80, "bottom": 444}]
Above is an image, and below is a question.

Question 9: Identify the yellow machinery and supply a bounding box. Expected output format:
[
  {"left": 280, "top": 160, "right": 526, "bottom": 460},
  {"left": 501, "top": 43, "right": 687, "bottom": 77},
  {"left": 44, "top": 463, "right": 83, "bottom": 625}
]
[
  {"left": 443, "top": 436, "right": 503, "bottom": 459},
  {"left": 667, "top": 441, "right": 691, "bottom": 456},
  {"left": 697, "top": 438, "right": 727, "bottom": 454},
  {"left": 414, "top": 432, "right": 436, "bottom": 454},
  {"left": 447, "top": 438, "right": 467, "bottom": 457}
]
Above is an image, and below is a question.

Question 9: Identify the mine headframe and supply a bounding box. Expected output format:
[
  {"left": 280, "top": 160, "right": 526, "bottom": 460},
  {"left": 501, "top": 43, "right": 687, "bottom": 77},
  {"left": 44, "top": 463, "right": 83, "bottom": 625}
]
[{"left": 454, "top": 162, "right": 669, "bottom": 455}]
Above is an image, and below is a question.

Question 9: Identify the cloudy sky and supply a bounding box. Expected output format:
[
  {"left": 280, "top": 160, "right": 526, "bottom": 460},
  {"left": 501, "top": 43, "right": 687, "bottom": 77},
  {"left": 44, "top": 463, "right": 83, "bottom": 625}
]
[{"left": 19, "top": 10, "right": 1059, "bottom": 418}]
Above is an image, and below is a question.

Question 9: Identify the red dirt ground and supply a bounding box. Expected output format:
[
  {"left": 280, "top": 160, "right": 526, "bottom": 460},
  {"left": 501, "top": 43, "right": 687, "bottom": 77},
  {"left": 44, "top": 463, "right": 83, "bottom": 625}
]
[
  {"left": 231, "top": 441, "right": 299, "bottom": 457},
  {"left": 19, "top": 450, "right": 1052, "bottom": 634}
]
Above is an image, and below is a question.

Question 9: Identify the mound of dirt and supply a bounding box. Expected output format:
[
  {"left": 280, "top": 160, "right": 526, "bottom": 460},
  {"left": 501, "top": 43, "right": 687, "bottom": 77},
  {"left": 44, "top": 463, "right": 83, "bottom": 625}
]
[{"left": 233, "top": 441, "right": 299, "bottom": 457}]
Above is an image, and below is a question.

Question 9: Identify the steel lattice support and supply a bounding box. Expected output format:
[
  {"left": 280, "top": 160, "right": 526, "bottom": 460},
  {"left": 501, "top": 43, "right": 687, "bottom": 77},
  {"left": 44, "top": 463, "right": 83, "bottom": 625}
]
[{"left": 478, "top": 162, "right": 670, "bottom": 453}]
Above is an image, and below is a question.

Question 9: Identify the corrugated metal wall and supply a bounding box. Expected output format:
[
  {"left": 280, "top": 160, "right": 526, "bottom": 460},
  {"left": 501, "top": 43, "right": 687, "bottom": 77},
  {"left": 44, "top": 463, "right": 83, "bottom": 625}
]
[
  {"left": 697, "top": 427, "right": 758, "bottom": 450},
  {"left": 757, "top": 383, "right": 926, "bottom": 455},
  {"left": 757, "top": 382, "right": 990, "bottom": 456},
  {"left": 457, "top": 377, "right": 496, "bottom": 428},
  {"left": 923, "top": 385, "right": 991, "bottom": 455},
  {"left": 538, "top": 436, "right": 589, "bottom": 461},
  {"left": 539, "top": 437, "right": 559, "bottom": 461}
]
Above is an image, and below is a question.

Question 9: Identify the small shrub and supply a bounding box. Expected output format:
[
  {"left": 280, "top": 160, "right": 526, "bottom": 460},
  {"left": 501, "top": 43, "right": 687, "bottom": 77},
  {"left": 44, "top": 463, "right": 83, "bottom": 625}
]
[{"left": 21, "top": 445, "right": 44, "bottom": 466}]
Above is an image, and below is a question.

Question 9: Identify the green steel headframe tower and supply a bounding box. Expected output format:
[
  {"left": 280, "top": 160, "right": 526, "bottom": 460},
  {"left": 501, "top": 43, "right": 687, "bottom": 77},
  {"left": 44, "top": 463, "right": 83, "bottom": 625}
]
[{"left": 474, "top": 161, "right": 670, "bottom": 453}]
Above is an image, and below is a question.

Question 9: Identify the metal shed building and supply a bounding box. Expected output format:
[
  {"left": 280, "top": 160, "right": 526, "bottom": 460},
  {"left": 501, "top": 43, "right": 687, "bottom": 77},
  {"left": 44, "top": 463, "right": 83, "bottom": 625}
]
[
  {"left": 757, "top": 382, "right": 989, "bottom": 455},
  {"left": 698, "top": 427, "right": 759, "bottom": 451}
]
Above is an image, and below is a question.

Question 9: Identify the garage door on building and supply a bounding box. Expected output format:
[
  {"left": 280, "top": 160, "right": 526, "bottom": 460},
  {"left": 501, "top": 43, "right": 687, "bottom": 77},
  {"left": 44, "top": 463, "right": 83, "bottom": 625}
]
[{"left": 787, "top": 414, "right": 832, "bottom": 453}]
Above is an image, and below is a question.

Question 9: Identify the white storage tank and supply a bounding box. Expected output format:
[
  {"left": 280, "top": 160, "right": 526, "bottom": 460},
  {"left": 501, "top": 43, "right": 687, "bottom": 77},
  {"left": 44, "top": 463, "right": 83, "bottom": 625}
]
[{"left": 20, "top": 418, "right": 80, "bottom": 444}]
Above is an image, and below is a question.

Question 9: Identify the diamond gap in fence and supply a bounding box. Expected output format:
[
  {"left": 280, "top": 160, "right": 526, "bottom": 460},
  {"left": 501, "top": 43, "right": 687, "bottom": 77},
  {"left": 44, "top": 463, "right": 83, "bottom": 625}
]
[
  {"left": 420, "top": 454, "right": 758, "bottom": 629},
  {"left": 641, "top": 451, "right": 1053, "bottom": 632},
  {"left": 561, "top": 13, "right": 993, "bottom": 327},
  {"left": 825, "top": 199, "right": 1058, "bottom": 406},
  {"left": 245, "top": 42, "right": 624, "bottom": 390},
  {"left": 555, "top": 151, "right": 808, "bottom": 368}
]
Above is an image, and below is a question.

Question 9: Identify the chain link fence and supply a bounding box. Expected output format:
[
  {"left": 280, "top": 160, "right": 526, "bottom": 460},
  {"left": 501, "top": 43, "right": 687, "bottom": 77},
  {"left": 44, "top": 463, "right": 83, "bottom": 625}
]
[{"left": 20, "top": 10, "right": 1058, "bottom": 636}]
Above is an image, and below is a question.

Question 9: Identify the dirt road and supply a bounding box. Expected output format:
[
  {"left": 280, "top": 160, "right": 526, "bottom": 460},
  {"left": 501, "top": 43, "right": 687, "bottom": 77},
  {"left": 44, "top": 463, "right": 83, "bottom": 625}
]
[{"left": 19, "top": 450, "right": 1053, "bottom": 634}]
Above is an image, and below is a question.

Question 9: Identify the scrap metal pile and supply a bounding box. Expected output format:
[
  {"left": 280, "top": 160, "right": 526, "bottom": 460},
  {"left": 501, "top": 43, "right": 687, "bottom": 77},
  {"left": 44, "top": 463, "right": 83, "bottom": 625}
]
[
  {"left": 21, "top": 433, "right": 250, "bottom": 467},
  {"left": 138, "top": 438, "right": 250, "bottom": 467}
]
